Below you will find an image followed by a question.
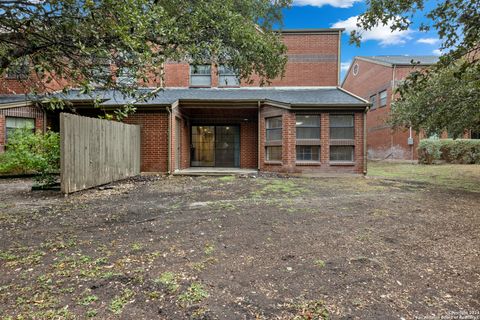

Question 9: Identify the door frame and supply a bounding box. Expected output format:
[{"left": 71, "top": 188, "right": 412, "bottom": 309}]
[{"left": 174, "top": 117, "right": 181, "bottom": 170}]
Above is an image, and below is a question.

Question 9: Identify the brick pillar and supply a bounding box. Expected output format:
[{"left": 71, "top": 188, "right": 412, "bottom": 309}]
[
  {"left": 321, "top": 113, "right": 330, "bottom": 164},
  {"left": 282, "top": 112, "right": 296, "bottom": 172},
  {"left": 354, "top": 112, "right": 365, "bottom": 173}
]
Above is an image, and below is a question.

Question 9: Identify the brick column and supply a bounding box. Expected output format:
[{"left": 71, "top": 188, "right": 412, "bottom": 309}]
[
  {"left": 354, "top": 112, "right": 365, "bottom": 173},
  {"left": 282, "top": 112, "right": 296, "bottom": 172},
  {"left": 321, "top": 113, "right": 330, "bottom": 164}
]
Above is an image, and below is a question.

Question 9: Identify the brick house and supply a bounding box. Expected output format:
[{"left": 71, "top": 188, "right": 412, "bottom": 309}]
[
  {"left": 342, "top": 55, "right": 458, "bottom": 160},
  {"left": 0, "top": 95, "right": 48, "bottom": 152},
  {"left": 2, "top": 29, "right": 370, "bottom": 174}
]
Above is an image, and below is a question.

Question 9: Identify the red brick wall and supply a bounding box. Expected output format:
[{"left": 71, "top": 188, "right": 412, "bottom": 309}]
[
  {"left": 164, "top": 32, "right": 340, "bottom": 88},
  {"left": 240, "top": 121, "right": 258, "bottom": 169},
  {"left": 342, "top": 59, "right": 422, "bottom": 160},
  {"left": 259, "top": 106, "right": 365, "bottom": 174},
  {"left": 124, "top": 111, "right": 169, "bottom": 172}
]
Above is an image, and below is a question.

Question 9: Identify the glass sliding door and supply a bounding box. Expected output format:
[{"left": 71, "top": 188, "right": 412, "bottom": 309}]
[{"left": 190, "top": 125, "right": 240, "bottom": 167}]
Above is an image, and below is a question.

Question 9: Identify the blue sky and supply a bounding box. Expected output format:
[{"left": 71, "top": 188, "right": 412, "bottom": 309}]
[{"left": 282, "top": 0, "right": 441, "bottom": 80}]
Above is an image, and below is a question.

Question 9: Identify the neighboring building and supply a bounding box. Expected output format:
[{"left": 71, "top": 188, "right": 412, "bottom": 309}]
[
  {"left": 342, "top": 55, "right": 440, "bottom": 160},
  {"left": 0, "top": 95, "right": 48, "bottom": 152},
  {"left": 2, "top": 29, "right": 370, "bottom": 174}
]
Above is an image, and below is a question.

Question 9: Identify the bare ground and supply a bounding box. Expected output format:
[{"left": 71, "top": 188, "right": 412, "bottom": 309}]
[{"left": 0, "top": 171, "right": 479, "bottom": 319}]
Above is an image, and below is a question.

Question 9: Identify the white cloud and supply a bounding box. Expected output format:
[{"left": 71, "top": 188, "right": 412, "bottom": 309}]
[
  {"left": 341, "top": 61, "right": 351, "bottom": 72},
  {"left": 332, "top": 16, "right": 413, "bottom": 46},
  {"left": 292, "top": 0, "right": 362, "bottom": 8},
  {"left": 417, "top": 38, "right": 439, "bottom": 45},
  {"left": 432, "top": 49, "right": 442, "bottom": 56}
]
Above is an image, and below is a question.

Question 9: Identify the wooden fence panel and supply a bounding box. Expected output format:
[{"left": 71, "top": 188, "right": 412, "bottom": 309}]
[{"left": 60, "top": 113, "right": 141, "bottom": 193}]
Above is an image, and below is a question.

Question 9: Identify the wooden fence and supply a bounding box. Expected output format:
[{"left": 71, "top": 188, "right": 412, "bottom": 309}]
[{"left": 60, "top": 113, "right": 141, "bottom": 193}]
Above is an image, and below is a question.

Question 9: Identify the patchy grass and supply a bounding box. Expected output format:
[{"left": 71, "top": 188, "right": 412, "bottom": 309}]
[
  {"left": 368, "top": 161, "right": 480, "bottom": 192},
  {"left": 1, "top": 172, "right": 478, "bottom": 319},
  {"left": 155, "top": 272, "right": 180, "bottom": 293},
  {"left": 178, "top": 283, "right": 209, "bottom": 306},
  {"left": 218, "top": 175, "right": 235, "bottom": 182},
  {"left": 109, "top": 289, "right": 134, "bottom": 315}
]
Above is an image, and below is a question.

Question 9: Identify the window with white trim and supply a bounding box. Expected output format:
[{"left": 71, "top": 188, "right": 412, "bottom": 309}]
[
  {"left": 5, "top": 117, "right": 35, "bottom": 142},
  {"left": 379, "top": 90, "right": 387, "bottom": 107}
]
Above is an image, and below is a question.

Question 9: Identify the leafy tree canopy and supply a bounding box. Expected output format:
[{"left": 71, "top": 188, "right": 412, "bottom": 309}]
[
  {"left": 0, "top": 0, "right": 290, "bottom": 119},
  {"left": 353, "top": 0, "right": 480, "bottom": 137}
]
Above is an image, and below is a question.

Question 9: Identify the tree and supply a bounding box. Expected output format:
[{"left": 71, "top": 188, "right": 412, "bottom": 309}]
[
  {"left": 0, "top": 0, "right": 291, "bottom": 119},
  {"left": 352, "top": 0, "right": 480, "bottom": 137}
]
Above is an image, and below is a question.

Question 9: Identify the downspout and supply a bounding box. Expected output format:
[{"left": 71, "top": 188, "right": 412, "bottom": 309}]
[
  {"left": 363, "top": 107, "right": 368, "bottom": 175},
  {"left": 167, "top": 106, "right": 171, "bottom": 175}
]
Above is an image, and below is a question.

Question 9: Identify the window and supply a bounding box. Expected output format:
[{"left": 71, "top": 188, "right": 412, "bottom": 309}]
[
  {"left": 330, "top": 114, "right": 354, "bottom": 140},
  {"left": 352, "top": 63, "right": 359, "bottom": 76},
  {"left": 116, "top": 52, "right": 136, "bottom": 85},
  {"left": 296, "top": 115, "right": 320, "bottom": 139},
  {"left": 266, "top": 117, "right": 282, "bottom": 142},
  {"left": 330, "top": 114, "right": 354, "bottom": 162},
  {"left": 472, "top": 130, "right": 480, "bottom": 139},
  {"left": 6, "top": 117, "right": 35, "bottom": 142},
  {"left": 6, "top": 58, "right": 29, "bottom": 80},
  {"left": 296, "top": 115, "right": 321, "bottom": 162},
  {"left": 296, "top": 145, "right": 320, "bottom": 161},
  {"left": 265, "top": 116, "right": 282, "bottom": 161},
  {"left": 266, "top": 146, "right": 282, "bottom": 161},
  {"left": 369, "top": 94, "right": 377, "bottom": 110},
  {"left": 190, "top": 65, "right": 211, "bottom": 87},
  {"left": 218, "top": 65, "right": 239, "bottom": 87},
  {"left": 379, "top": 90, "right": 387, "bottom": 107},
  {"left": 330, "top": 146, "right": 354, "bottom": 162}
]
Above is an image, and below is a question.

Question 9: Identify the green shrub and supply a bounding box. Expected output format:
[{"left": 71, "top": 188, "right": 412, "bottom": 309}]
[
  {"left": 418, "top": 139, "right": 480, "bottom": 164},
  {"left": 0, "top": 129, "right": 60, "bottom": 185}
]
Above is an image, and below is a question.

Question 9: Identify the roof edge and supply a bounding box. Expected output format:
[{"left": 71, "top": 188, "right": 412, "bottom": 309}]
[{"left": 276, "top": 28, "right": 344, "bottom": 34}]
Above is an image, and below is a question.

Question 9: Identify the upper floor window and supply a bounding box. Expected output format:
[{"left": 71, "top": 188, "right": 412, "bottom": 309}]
[
  {"left": 190, "top": 65, "right": 211, "bottom": 87},
  {"left": 379, "top": 90, "right": 387, "bottom": 107},
  {"left": 6, "top": 58, "right": 29, "bottom": 80},
  {"left": 116, "top": 52, "right": 136, "bottom": 86},
  {"left": 6, "top": 117, "right": 35, "bottom": 143},
  {"left": 369, "top": 94, "right": 377, "bottom": 110},
  {"left": 218, "top": 65, "right": 240, "bottom": 87}
]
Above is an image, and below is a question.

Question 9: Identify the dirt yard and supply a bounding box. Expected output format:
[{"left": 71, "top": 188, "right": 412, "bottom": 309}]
[{"left": 1, "top": 164, "right": 479, "bottom": 319}]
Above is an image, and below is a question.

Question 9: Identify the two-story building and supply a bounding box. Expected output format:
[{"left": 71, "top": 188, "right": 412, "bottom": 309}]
[
  {"left": 342, "top": 55, "right": 440, "bottom": 160},
  {"left": 2, "top": 29, "right": 370, "bottom": 174}
]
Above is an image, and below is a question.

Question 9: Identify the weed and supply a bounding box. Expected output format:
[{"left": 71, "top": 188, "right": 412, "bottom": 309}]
[
  {"left": 155, "top": 272, "right": 179, "bottom": 293},
  {"left": 314, "top": 259, "right": 326, "bottom": 268},
  {"left": 204, "top": 243, "right": 215, "bottom": 256},
  {"left": 79, "top": 294, "right": 98, "bottom": 306},
  {"left": 109, "top": 288, "right": 134, "bottom": 314},
  {"left": 178, "top": 283, "right": 209, "bottom": 306},
  {"left": 86, "top": 309, "right": 98, "bottom": 317},
  {"left": 292, "top": 300, "right": 329, "bottom": 320},
  {"left": 218, "top": 176, "right": 235, "bottom": 182},
  {"left": 131, "top": 242, "right": 143, "bottom": 251}
]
